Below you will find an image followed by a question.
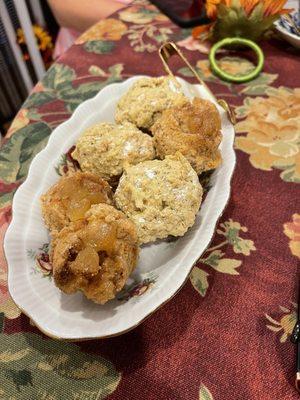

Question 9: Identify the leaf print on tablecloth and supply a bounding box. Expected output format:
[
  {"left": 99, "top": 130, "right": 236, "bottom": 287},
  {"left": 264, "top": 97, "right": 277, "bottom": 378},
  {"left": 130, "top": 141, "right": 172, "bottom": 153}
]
[
  {"left": 44, "top": 63, "right": 76, "bottom": 90},
  {"left": 6, "top": 109, "right": 30, "bottom": 138},
  {"left": 204, "top": 250, "right": 242, "bottom": 275},
  {"left": 235, "top": 87, "right": 300, "bottom": 183},
  {"left": 89, "top": 65, "right": 107, "bottom": 77},
  {"left": 0, "top": 332, "right": 121, "bottom": 399},
  {"left": 190, "top": 219, "right": 255, "bottom": 297},
  {"left": 178, "top": 57, "right": 277, "bottom": 96},
  {"left": 217, "top": 219, "right": 256, "bottom": 256},
  {"left": 23, "top": 63, "right": 124, "bottom": 116},
  {"left": 84, "top": 40, "right": 115, "bottom": 54},
  {"left": 241, "top": 72, "right": 278, "bottom": 96},
  {"left": 284, "top": 214, "right": 300, "bottom": 258},
  {"left": 125, "top": 24, "right": 173, "bottom": 52},
  {"left": 265, "top": 303, "right": 297, "bottom": 342},
  {"left": 190, "top": 268, "right": 209, "bottom": 297},
  {"left": 23, "top": 91, "right": 57, "bottom": 110},
  {"left": 119, "top": 3, "right": 172, "bottom": 52},
  {"left": 23, "top": 64, "right": 75, "bottom": 109},
  {"left": 199, "top": 383, "right": 214, "bottom": 400},
  {"left": 0, "top": 206, "right": 21, "bottom": 319},
  {"left": 0, "top": 122, "right": 51, "bottom": 184},
  {"left": 0, "top": 181, "right": 21, "bottom": 209}
]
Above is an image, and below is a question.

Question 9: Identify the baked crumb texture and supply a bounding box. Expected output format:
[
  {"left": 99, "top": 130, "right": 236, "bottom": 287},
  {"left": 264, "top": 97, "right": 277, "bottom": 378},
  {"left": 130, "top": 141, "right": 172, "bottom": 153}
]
[
  {"left": 152, "top": 97, "right": 222, "bottom": 174},
  {"left": 40, "top": 171, "right": 113, "bottom": 235},
  {"left": 51, "top": 204, "right": 139, "bottom": 304},
  {"left": 114, "top": 153, "right": 203, "bottom": 244},
  {"left": 115, "top": 77, "right": 186, "bottom": 130},
  {"left": 72, "top": 122, "right": 155, "bottom": 183}
]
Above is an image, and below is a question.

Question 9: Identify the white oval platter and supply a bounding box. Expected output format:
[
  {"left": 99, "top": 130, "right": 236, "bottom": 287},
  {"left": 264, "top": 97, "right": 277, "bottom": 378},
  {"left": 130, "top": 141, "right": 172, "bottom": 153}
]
[{"left": 4, "top": 76, "right": 235, "bottom": 340}]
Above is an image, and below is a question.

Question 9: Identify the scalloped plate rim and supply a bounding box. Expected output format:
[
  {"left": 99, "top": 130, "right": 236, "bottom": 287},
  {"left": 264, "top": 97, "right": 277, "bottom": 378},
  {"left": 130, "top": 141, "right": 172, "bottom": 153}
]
[{"left": 4, "top": 75, "right": 236, "bottom": 340}]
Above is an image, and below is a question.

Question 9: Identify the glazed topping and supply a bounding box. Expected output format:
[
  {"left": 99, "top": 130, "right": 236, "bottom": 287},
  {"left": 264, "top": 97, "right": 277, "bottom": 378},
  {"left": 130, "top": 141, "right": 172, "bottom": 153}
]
[
  {"left": 68, "top": 220, "right": 118, "bottom": 276},
  {"left": 60, "top": 179, "right": 108, "bottom": 221},
  {"left": 82, "top": 220, "right": 117, "bottom": 254},
  {"left": 70, "top": 246, "right": 99, "bottom": 275}
]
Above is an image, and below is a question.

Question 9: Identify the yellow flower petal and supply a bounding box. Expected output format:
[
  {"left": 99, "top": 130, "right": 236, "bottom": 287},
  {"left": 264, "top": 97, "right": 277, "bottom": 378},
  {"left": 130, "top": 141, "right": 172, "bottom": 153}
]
[
  {"left": 236, "top": 87, "right": 300, "bottom": 177},
  {"left": 235, "top": 137, "right": 257, "bottom": 154},
  {"left": 76, "top": 19, "right": 127, "bottom": 43},
  {"left": 0, "top": 297, "right": 21, "bottom": 319},
  {"left": 249, "top": 147, "right": 279, "bottom": 171},
  {"left": 270, "top": 141, "right": 299, "bottom": 158},
  {"left": 289, "top": 241, "right": 300, "bottom": 258}
]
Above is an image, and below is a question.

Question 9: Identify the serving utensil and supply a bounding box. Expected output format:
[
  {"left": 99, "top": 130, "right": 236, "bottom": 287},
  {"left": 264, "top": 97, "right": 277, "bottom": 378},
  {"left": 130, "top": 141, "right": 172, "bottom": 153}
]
[{"left": 159, "top": 42, "right": 236, "bottom": 125}]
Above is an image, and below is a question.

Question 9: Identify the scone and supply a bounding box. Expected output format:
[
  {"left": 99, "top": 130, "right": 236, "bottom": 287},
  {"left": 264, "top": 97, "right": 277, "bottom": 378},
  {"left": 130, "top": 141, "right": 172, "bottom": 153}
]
[
  {"left": 115, "top": 77, "right": 186, "bottom": 130},
  {"left": 72, "top": 122, "right": 155, "bottom": 182},
  {"left": 152, "top": 97, "right": 222, "bottom": 174},
  {"left": 114, "top": 153, "right": 203, "bottom": 244},
  {"left": 51, "top": 204, "right": 139, "bottom": 304},
  {"left": 41, "top": 172, "right": 113, "bottom": 234}
]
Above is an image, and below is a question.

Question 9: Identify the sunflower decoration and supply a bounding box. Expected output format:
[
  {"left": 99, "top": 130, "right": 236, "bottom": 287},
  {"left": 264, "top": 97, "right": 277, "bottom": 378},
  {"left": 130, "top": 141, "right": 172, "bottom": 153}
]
[
  {"left": 17, "top": 24, "right": 54, "bottom": 68},
  {"left": 193, "top": 0, "right": 291, "bottom": 42}
]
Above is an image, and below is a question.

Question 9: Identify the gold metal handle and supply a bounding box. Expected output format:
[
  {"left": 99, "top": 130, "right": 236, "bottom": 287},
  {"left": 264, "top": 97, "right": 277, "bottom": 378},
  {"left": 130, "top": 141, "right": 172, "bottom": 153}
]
[{"left": 159, "top": 42, "right": 236, "bottom": 125}]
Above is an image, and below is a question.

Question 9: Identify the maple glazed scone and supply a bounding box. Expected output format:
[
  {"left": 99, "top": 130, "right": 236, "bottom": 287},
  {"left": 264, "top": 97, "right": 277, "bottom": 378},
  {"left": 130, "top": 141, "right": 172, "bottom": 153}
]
[
  {"left": 51, "top": 204, "right": 139, "bottom": 304},
  {"left": 41, "top": 172, "right": 113, "bottom": 234},
  {"left": 152, "top": 97, "right": 222, "bottom": 174},
  {"left": 114, "top": 153, "right": 203, "bottom": 244},
  {"left": 115, "top": 77, "right": 187, "bottom": 130},
  {"left": 72, "top": 122, "right": 155, "bottom": 182}
]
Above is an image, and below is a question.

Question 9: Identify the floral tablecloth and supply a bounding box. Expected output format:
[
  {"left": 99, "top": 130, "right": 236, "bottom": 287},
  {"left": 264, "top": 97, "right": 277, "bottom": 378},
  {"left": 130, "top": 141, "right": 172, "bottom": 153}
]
[{"left": 0, "top": 1, "right": 300, "bottom": 398}]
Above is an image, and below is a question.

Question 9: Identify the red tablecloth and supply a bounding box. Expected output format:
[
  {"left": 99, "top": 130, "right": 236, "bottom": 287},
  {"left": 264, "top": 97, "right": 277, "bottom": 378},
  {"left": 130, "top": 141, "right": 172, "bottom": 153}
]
[{"left": 0, "top": 1, "right": 299, "bottom": 399}]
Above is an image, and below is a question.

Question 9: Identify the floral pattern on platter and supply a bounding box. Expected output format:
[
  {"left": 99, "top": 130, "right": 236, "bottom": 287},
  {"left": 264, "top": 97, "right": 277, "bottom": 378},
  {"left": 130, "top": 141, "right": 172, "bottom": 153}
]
[
  {"left": 55, "top": 145, "right": 80, "bottom": 176},
  {"left": 0, "top": 332, "right": 121, "bottom": 399},
  {"left": 265, "top": 303, "right": 297, "bottom": 343},
  {"left": 117, "top": 275, "right": 157, "bottom": 301},
  {"left": 283, "top": 213, "right": 300, "bottom": 258},
  {"left": 28, "top": 240, "right": 157, "bottom": 303},
  {"left": 28, "top": 243, "right": 52, "bottom": 278},
  {"left": 235, "top": 87, "right": 300, "bottom": 183},
  {"left": 190, "top": 219, "right": 256, "bottom": 297}
]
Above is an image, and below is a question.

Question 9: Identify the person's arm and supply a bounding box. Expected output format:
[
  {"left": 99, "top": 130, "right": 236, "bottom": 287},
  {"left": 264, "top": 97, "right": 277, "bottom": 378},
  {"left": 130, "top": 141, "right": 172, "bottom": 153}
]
[{"left": 47, "top": 0, "right": 125, "bottom": 32}]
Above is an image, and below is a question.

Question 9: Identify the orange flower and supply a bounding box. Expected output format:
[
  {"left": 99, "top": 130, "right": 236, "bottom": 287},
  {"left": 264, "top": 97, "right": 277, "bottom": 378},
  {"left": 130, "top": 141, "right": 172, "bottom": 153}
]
[
  {"left": 240, "top": 0, "right": 260, "bottom": 15},
  {"left": 205, "top": 0, "right": 222, "bottom": 19},
  {"left": 262, "top": 0, "right": 290, "bottom": 16},
  {"left": 193, "top": 0, "right": 290, "bottom": 38},
  {"left": 17, "top": 25, "right": 53, "bottom": 51}
]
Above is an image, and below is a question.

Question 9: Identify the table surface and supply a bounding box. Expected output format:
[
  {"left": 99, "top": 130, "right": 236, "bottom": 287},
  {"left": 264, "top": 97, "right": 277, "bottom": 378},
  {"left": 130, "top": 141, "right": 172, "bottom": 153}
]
[{"left": 0, "top": 1, "right": 300, "bottom": 399}]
